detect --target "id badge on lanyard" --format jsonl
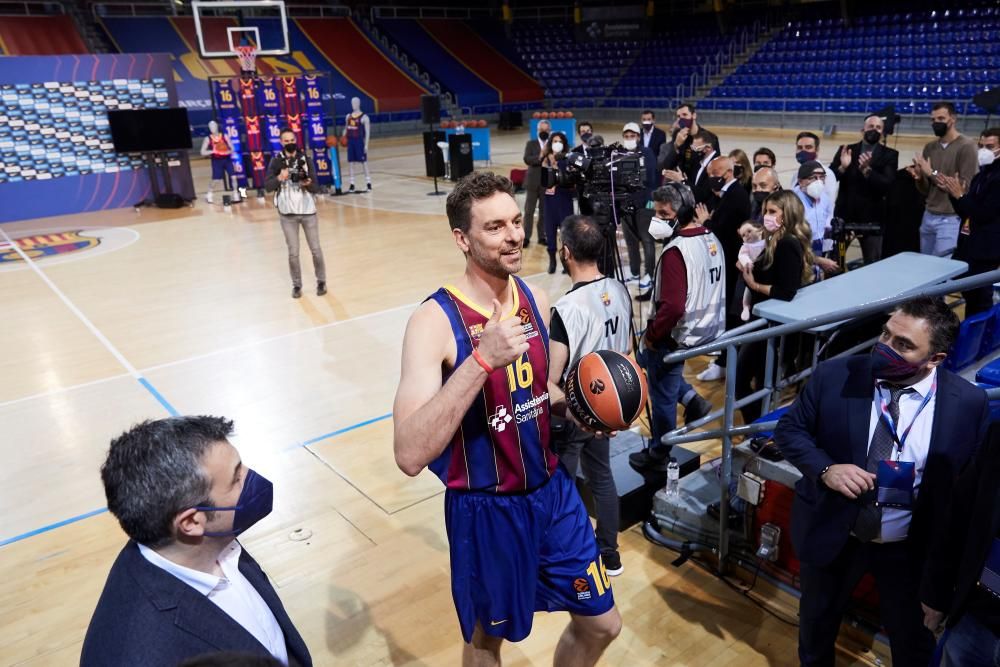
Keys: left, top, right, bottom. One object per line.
{"left": 979, "top": 539, "right": 1000, "bottom": 600}
{"left": 873, "top": 380, "right": 935, "bottom": 510}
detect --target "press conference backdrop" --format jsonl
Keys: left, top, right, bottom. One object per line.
{"left": 0, "top": 53, "right": 194, "bottom": 223}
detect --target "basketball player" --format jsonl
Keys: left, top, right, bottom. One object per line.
{"left": 547, "top": 214, "right": 633, "bottom": 576}
{"left": 199, "top": 120, "right": 239, "bottom": 204}
{"left": 342, "top": 97, "right": 371, "bottom": 192}
{"left": 393, "top": 172, "right": 621, "bottom": 667}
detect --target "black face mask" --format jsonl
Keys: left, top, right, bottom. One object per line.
{"left": 642, "top": 121, "right": 653, "bottom": 129}
{"left": 932, "top": 121, "right": 949, "bottom": 138}
{"left": 707, "top": 175, "right": 727, "bottom": 192}
{"left": 580, "top": 132, "right": 593, "bottom": 144}
{"left": 863, "top": 129, "right": 881, "bottom": 145}
{"left": 282, "top": 142, "right": 297, "bottom": 154}
{"left": 538, "top": 131, "right": 550, "bottom": 142}
{"left": 733, "top": 164, "right": 744, "bottom": 179}
{"left": 752, "top": 190, "right": 769, "bottom": 205}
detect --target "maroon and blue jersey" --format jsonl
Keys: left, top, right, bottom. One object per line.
{"left": 426, "top": 275, "right": 559, "bottom": 493}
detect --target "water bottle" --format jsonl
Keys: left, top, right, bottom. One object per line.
{"left": 665, "top": 458, "right": 680, "bottom": 498}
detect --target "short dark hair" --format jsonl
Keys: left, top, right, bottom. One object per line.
{"left": 677, "top": 102, "right": 696, "bottom": 114}
{"left": 795, "top": 131, "right": 820, "bottom": 148}
{"left": 981, "top": 127, "right": 1000, "bottom": 141}
{"left": 278, "top": 127, "right": 295, "bottom": 138}
{"left": 560, "top": 215, "right": 604, "bottom": 263}
{"left": 102, "top": 416, "right": 235, "bottom": 548}
{"left": 179, "top": 653, "right": 284, "bottom": 667}
{"left": 932, "top": 101, "right": 957, "bottom": 116}
{"left": 691, "top": 129, "right": 713, "bottom": 145}
{"left": 891, "top": 297, "right": 960, "bottom": 355}
{"left": 445, "top": 171, "right": 515, "bottom": 233}
{"left": 578, "top": 121, "right": 593, "bottom": 132}
{"left": 753, "top": 147, "right": 776, "bottom": 165}
{"left": 641, "top": 109, "right": 655, "bottom": 118}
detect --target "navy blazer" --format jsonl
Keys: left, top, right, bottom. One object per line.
{"left": 926, "top": 422, "right": 1000, "bottom": 620}
{"left": 774, "top": 355, "right": 989, "bottom": 607}
{"left": 81, "top": 541, "right": 312, "bottom": 667}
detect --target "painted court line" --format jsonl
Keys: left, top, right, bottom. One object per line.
{"left": 0, "top": 412, "right": 394, "bottom": 549}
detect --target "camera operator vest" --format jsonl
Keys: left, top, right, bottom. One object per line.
{"left": 273, "top": 152, "right": 316, "bottom": 216}
{"left": 552, "top": 276, "right": 632, "bottom": 381}
{"left": 655, "top": 229, "right": 726, "bottom": 349}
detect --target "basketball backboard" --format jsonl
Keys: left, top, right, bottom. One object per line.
{"left": 191, "top": 0, "right": 290, "bottom": 58}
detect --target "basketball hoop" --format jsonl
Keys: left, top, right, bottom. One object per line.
{"left": 235, "top": 45, "right": 257, "bottom": 76}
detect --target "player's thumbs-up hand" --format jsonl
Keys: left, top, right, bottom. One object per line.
{"left": 477, "top": 299, "right": 529, "bottom": 370}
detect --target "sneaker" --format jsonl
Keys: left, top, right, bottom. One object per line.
{"left": 638, "top": 274, "right": 652, "bottom": 291}
{"left": 205, "top": 191, "right": 214, "bottom": 204}
{"left": 602, "top": 550, "right": 623, "bottom": 577}
{"left": 623, "top": 271, "right": 640, "bottom": 284}
{"left": 366, "top": 182, "right": 372, "bottom": 191}
{"left": 684, "top": 394, "right": 713, "bottom": 424}
{"left": 317, "top": 282, "right": 327, "bottom": 296}
{"left": 292, "top": 286, "right": 302, "bottom": 299}
{"left": 628, "top": 447, "right": 671, "bottom": 473}
{"left": 696, "top": 363, "right": 725, "bottom": 382}
{"left": 348, "top": 184, "right": 356, "bottom": 193}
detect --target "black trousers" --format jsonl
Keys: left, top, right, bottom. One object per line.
{"left": 798, "top": 538, "right": 935, "bottom": 667}
{"left": 551, "top": 417, "right": 618, "bottom": 554}
{"left": 960, "top": 257, "right": 999, "bottom": 317}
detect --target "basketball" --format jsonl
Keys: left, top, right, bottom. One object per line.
{"left": 555, "top": 111, "right": 565, "bottom": 119}
{"left": 478, "top": 119, "right": 487, "bottom": 127}
{"left": 532, "top": 111, "right": 541, "bottom": 119}
{"left": 338, "top": 134, "right": 348, "bottom": 147}
{"left": 564, "top": 350, "right": 648, "bottom": 432}
{"left": 540, "top": 111, "right": 550, "bottom": 119}
{"left": 325, "top": 135, "right": 337, "bottom": 148}
{"left": 440, "top": 120, "right": 452, "bottom": 129}
{"left": 565, "top": 111, "right": 574, "bottom": 118}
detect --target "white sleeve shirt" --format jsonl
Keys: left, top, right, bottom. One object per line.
{"left": 865, "top": 368, "right": 937, "bottom": 543}
{"left": 138, "top": 541, "right": 289, "bottom": 665}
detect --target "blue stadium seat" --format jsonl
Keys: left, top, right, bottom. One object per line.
{"left": 948, "top": 309, "right": 994, "bottom": 372}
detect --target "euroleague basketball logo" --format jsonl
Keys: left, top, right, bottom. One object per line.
{"left": 573, "top": 577, "right": 592, "bottom": 601}
{"left": 589, "top": 379, "right": 606, "bottom": 395}
{"left": 0, "top": 227, "right": 139, "bottom": 271}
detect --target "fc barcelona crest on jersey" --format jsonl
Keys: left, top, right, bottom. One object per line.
{"left": 601, "top": 291, "right": 611, "bottom": 306}
{"left": 708, "top": 241, "right": 718, "bottom": 256}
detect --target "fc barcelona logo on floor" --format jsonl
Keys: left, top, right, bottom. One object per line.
{"left": 0, "top": 230, "right": 99, "bottom": 263}
{"left": 0, "top": 227, "right": 139, "bottom": 271}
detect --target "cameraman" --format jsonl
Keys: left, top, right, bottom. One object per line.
{"left": 265, "top": 128, "right": 327, "bottom": 299}
{"left": 621, "top": 122, "right": 657, "bottom": 294}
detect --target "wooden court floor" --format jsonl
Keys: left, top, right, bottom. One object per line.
{"left": 0, "top": 126, "right": 924, "bottom": 666}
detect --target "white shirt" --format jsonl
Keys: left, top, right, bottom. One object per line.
{"left": 138, "top": 541, "right": 289, "bottom": 665}
{"left": 719, "top": 177, "right": 738, "bottom": 194}
{"left": 643, "top": 127, "right": 654, "bottom": 147}
{"left": 695, "top": 150, "right": 718, "bottom": 185}
{"left": 865, "top": 368, "right": 937, "bottom": 543}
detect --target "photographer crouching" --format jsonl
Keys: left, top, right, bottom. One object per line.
{"left": 265, "top": 127, "right": 327, "bottom": 299}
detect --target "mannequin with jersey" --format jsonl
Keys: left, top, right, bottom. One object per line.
{"left": 629, "top": 182, "right": 723, "bottom": 472}
{"left": 200, "top": 120, "right": 240, "bottom": 204}
{"left": 342, "top": 96, "right": 371, "bottom": 192}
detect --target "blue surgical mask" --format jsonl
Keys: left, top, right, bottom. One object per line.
{"left": 870, "top": 342, "right": 924, "bottom": 382}
{"left": 195, "top": 469, "right": 274, "bottom": 537}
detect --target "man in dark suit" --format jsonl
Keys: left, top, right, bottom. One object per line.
{"left": 522, "top": 119, "right": 550, "bottom": 247}
{"left": 774, "top": 297, "right": 989, "bottom": 667}
{"left": 924, "top": 422, "right": 1000, "bottom": 666}
{"left": 658, "top": 102, "right": 720, "bottom": 179}
{"left": 663, "top": 129, "right": 719, "bottom": 206}
{"left": 830, "top": 114, "right": 900, "bottom": 266}
{"left": 693, "top": 155, "right": 751, "bottom": 381}
{"left": 82, "top": 416, "right": 312, "bottom": 667}
{"left": 640, "top": 109, "right": 666, "bottom": 161}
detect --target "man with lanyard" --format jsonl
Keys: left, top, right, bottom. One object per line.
{"left": 393, "top": 172, "right": 621, "bottom": 667}
{"left": 547, "top": 214, "right": 634, "bottom": 576}
{"left": 775, "top": 297, "right": 989, "bottom": 666}
{"left": 629, "top": 183, "right": 721, "bottom": 473}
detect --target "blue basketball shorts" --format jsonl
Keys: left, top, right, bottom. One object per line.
{"left": 444, "top": 465, "right": 615, "bottom": 643}
{"left": 211, "top": 156, "right": 234, "bottom": 180}
{"left": 347, "top": 138, "right": 366, "bottom": 163}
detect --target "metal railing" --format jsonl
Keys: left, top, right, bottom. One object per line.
{"left": 0, "top": 0, "right": 64, "bottom": 15}
{"left": 652, "top": 268, "right": 1000, "bottom": 572}
{"left": 91, "top": 1, "right": 175, "bottom": 18}
{"left": 372, "top": 5, "right": 495, "bottom": 21}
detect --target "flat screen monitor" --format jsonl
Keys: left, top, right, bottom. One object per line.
{"left": 107, "top": 108, "right": 192, "bottom": 153}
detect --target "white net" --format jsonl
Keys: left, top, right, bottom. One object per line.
{"left": 235, "top": 45, "right": 257, "bottom": 74}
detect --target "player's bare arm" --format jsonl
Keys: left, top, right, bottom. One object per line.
{"left": 393, "top": 297, "right": 529, "bottom": 476}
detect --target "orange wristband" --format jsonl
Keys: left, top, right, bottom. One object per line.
{"left": 472, "top": 348, "right": 494, "bottom": 374}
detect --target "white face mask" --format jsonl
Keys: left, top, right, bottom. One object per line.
{"left": 622, "top": 138, "right": 638, "bottom": 151}
{"left": 551, "top": 141, "right": 564, "bottom": 154}
{"left": 978, "top": 147, "right": 997, "bottom": 167}
{"left": 648, "top": 216, "right": 678, "bottom": 240}
{"left": 806, "top": 180, "right": 825, "bottom": 199}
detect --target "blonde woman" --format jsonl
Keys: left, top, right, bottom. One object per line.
{"left": 736, "top": 190, "right": 814, "bottom": 423}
